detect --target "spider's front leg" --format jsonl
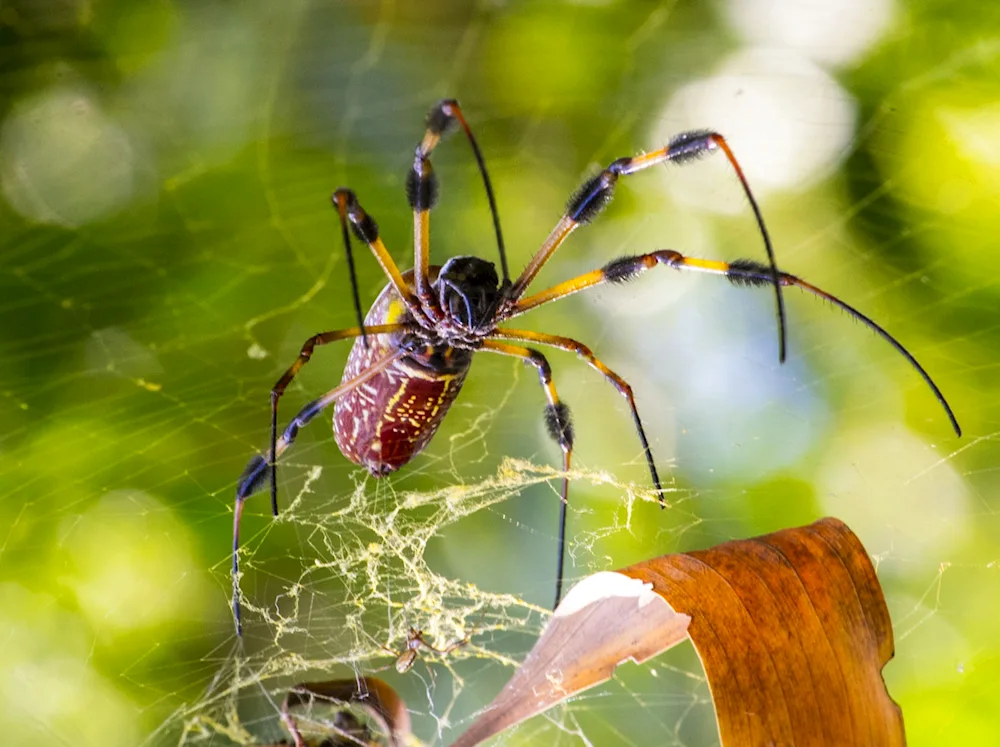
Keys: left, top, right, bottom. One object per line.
{"left": 507, "top": 131, "right": 787, "bottom": 361}
{"left": 510, "top": 248, "right": 961, "bottom": 437}
{"left": 332, "top": 187, "right": 424, "bottom": 337}
{"left": 480, "top": 340, "right": 574, "bottom": 607}
{"left": 407, "top": 99, "right": 510, "bottom": 311}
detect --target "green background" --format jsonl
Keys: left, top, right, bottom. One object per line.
{"left": 1, "top": 0, "right": 999, "bottom": 744}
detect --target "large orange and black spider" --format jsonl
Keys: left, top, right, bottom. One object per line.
{"left": 232, "top": 100, "right": 960, "bottom": 634}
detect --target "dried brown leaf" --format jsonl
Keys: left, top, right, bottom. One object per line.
{"left": 453, "top": 517, "right": 904, "bottom": 747}
{"left": 621, "top": 517, "right": 904, "bottom": 746}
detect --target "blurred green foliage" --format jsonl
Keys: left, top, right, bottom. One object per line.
{"left": 1, "top": 1, "right": 999, "bottom": 745}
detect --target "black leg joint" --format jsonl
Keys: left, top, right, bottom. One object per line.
{"left": 527, "top": 349, "right": 552, "bottom": 382}
{"left": 293, "top": 397, "right": 325, "bottom": 428}
{"left": 283, "top": 419, "right": 301, "bottom": 444}
{"left": 727, "top": 258, "right": 773, "bottom": 288}
{"left": 567, "top": 172, "right": 615, "bottom": 224}
{"left": 406, "top": 161, "right": 440, "bottom": 211}
{"left": 349, "top": 211, "right": 379, "bottom": 245}
{"left": 333, "top": 187, "right": 358, "bottom": 207}
{"left": 667, "top": 130, "right": 715, "bottom": 164}
{"left": 607, "top": 156, "right": 632, "bottom": 174}
{"left": 278, "top": 397, "right": 324, "bottom": 451}
{"left": 427, "top": 100, "right": 457, "bottom": 135}
{"left": 544, "top": 403, "right": 575, "bottom": 449}
{"left": 603, "top": 254, "right": 645, "bottom": 283}
{"left": 236, "top": 454, "right": 268, "bottom": 500}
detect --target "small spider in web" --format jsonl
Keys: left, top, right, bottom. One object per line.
{"left": 382, "top": 626, "right": 470, "bottom": 674}
{"left": 232, "top": 99, "right": 961, "bottom": 635}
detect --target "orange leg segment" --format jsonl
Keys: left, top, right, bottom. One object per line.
{"left": 511, "top": 249, "right": 960, "bottom": 437}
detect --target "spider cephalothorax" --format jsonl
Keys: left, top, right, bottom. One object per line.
{"left": 230, "top": 99, "right": 960, "bottom": 635}
{"left": 434, "top": 255, "right": 502, "bottom": 335}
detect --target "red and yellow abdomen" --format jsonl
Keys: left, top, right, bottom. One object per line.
{"left": 333, "top": 279, "right": 472, "bottom": 476}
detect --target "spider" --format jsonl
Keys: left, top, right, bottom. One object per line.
{"left": 382, "top": 626, "right": 470, "bottom": 674}
{"left": 232, "top": 99, "right": 960, "bottom": 635}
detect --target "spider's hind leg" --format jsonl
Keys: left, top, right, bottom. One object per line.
{"left": 232, "top": 345, "right": 406, "bottom": 635}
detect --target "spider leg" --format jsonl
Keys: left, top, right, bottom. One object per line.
{"left": 404, "top": 626, "right": 469, "bottom": 657}
{"left": 512, "top": 249, "right": 961, "bottom": 437}
{"left": 333, "top": 188, "right": 423, "bottom": 322}
{"left": 508, "top": 131, "right": 787, "bottom": 362}
{"left": 434, "top": 634, "right": 471, "bottom": 656}
{"left": 267, "top": 324, "right": 409, "bottom": 518}
{"left": 480, "top": 340, "right": 574, "bottom": 608}
{"left": 233, "top": 347, "right": 406, "bottom": 635}
{"left": 408, "top": 629, "right": 444, "bottom": 655}
{"left": 408, "top": 100, "right": 509, "bottom": 310}
{"left": 331, "top": 192, "right": 370, "bottom": 351}
{"left": 491, "top": 328, "right": 664, "bottom": 510}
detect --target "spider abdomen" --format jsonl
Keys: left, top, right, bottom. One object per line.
{"left": 333, "top": 277, "right": 472, "bottom": 476}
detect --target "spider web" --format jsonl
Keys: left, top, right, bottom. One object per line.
{"left": 1, "top": 1, "right": 999, "bottom": 745}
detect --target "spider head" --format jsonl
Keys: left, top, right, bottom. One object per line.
{"left": 435, "top": 256, "right": 500, "bottom": 331}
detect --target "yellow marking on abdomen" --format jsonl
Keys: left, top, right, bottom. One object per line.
{"left": 383, "top": 297, "right": 408, "bottom": 325}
